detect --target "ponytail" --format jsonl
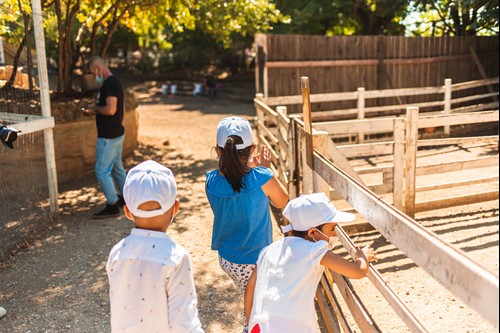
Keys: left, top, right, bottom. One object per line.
{"left": 218, "top": 135, "right": 252, "bottom": 192}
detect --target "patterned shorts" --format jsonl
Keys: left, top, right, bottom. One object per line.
{"left": 218, "top": 256, "right": 255, "bottom": 295}
{"left": 218, "top": 256, "right": 256, "bottom": 333}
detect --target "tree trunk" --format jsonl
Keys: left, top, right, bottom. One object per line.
{"left": 3, "top": 36, "right": 27, "bottom": 89}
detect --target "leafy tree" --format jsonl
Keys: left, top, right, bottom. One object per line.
{"left": 410, "top": 0, "right": 499, "bottom": 36}
{"left": 272, "top": 0, "right": 409, "bottom": 36}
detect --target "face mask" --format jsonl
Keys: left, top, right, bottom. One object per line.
{"left": 314, "top": 229, "right": 336, "bottom": 250}
{"left": 95, "top": 76, "right": 104, "bottom": 85}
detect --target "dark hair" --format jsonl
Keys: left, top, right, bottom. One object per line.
{"left": 290, "top": 223, "right": 326, "bottom": 239}
{"left": 218, "top": 135, "right": 252, "bottom": 192}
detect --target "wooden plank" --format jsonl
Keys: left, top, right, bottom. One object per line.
{"left": 316, "top": 286, "right": 342, "bottom": 333}
{"left": 451, "top": 92, "right": 499, "bottom": 105}
{"left": 312, "top": 151, "right": 500, "bottom": 327}
{"left": 415, "top": 190, "right": 499, "bottom": 212}
{"left": 393, "top": 118, "right": 405, "bottom": 211}
{"left": 416, "top": 156, "right": 499, "bottom": 176}
{"left": 261, "top": 77, "right": 497, "bottom": 107}
{"left": 256, "top": 119, "right": 279, "bottom": 145}
{"left": 320, "top": 275, "right": 353, "bottom": 333}
{"left": 418, "top": 111, "right": 499, "bottom": 128}
{"left": 302, "top": 76, "right": 314, "bottom": 168}
{"left": 4, "top": 116, "right": 55, "bottom": 135}
{"left": 417, "top": 135, "right": 499, "bottom": 147}
{"left": 450, "top": 102, "right": 499, "bottom": 114}
{"left": 336, "top": 227, "right": 430, "bottom": 333}
{"left": 327, "top": 139, "right": 366, "bottom": 185}
{"left": 452, "top": 77, "right": 499, "bottom": 92}
{"left": 264, "top": 54, "right": 474, "bottom": 69}
{"left": 404, "top": 107, "right": 419, "bottom": 217}
{"left": 338, "top": 142, "right": 394, "bottom": 158}
{"left": 416, "top": 176, "right": 499, "bottom": 192}
{"left": 314, "top": 117, "right": 396, "bottom": 135}
{"left": 330, "top": 270, "right": 382, "bottom": 333}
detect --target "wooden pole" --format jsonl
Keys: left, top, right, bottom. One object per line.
{"left": 32, "top": 0, "right": 59, "bottom": 214}
{"left": 404, "top": 107, "right": 419, "bottom": 218}
{"left": 443, "top": 78, "right": 452, "bottom": 135}
{"left": 357, "top": 87, "right": 365, "bottom": 143}
{"left": 301, "top": 76, "right": 314, "bottom": 169}
{"left": 393, "top": 118, "right": 405, "bottom": 211}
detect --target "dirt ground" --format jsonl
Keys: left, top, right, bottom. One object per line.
{"left": 0, "top": 76, "right": 498, "bottom": 333}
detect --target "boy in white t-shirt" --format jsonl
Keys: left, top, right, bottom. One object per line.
{"left": 244, "top": 192, "right": 378, "bottom": 333}
{"left": 106, "top": 160, "right": 204, "bottom": 333}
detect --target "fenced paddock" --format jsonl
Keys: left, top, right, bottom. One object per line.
{"left": 254, "top": 76, "right": 499, "bottom": 332}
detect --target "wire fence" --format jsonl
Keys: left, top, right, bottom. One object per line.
{"left": 0, "top": 26, "right": 52, "bottom": 265}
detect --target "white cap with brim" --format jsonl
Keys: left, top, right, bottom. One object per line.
{"left": 281, "top": 192, "right": 355, "bottom": 233}
{"left": 123, "top": 160, "right": 177, "bottom": 218}
{"left": 216, "top": 116, "right": 253, "bottom": 150}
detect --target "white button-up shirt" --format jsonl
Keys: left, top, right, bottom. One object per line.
{"left": 106, "top": 228, "right": 204, "bottom": 333}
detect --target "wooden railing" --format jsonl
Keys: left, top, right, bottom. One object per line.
{"left": 254, "top": 76, "right": 499, "bottom": 332}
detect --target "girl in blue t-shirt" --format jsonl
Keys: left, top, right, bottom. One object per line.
{"left": 205, "top": 116, "right": 288, "bottom": 333}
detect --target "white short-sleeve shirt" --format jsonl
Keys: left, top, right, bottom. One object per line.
{"left": 106, "top": 228, "right": 204, "bottom": 333}
{"left": 249, "top": 236, "right": 329, "bottom": 333}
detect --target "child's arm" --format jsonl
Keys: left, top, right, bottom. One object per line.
{"left": 261, "top": 175, "right": 289, "bottom": 208}
{"left": 244, "top": 267, "right": 258, "bottom": 323}
{"left": 249, "top": 145, "right": 289, "bottom": 208}
{"left": 321, "top": 245, "right": 377, "bottom": 279}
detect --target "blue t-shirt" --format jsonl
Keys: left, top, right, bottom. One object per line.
{"left": 206, "top": 167, "right": 274, "bottom": 264}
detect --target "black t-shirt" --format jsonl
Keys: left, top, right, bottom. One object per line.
{"left": 96, "top": 75, "right": 125, "bottom": 138}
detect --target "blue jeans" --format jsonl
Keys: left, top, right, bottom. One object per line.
{"left": 95, "top": 135, "right": 126, "bottom": 205}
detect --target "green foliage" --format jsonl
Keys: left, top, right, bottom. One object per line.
{"left": 0, "top": 0, "right": 31, "bottom": 43}
{"left": 410, "top": 0, "right": 499, "bottom": 36}
{"left": 272, "top": 0, "right": 409, "bottom": 35}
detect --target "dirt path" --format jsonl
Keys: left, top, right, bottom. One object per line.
{"left": 0, "top": 78, "right": 498, "bottom": 333}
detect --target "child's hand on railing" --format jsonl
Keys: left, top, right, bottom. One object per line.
{"left": 249, "top": 146, "right": 272, "bottom": 169}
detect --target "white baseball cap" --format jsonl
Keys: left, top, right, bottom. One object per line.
{"left": 282, "top": 192, "right": 355, "bottom": 232}
{"left": 216, "top": 116, "right": 253, "bottom": 149}
{"left": 123, "top": 160, "right": 177, "bottom": 218}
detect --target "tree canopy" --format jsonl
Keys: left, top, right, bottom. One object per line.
{"left": 0, "top": 0, "right": 498, "bottom": 96}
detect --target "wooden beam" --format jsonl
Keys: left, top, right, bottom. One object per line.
{"left": 415, "top": 190, "right": 499, "bottom": 213}
{"left": 312, "top": 151, "right": 499, "bottom": 327}
{"left": 302, "top": 76, "right": 314, "bottom": 168}
{"left": 336, "top": 226, "right": 430, "bottom": 333}
{"left": 264, "top": 54, "right": 474, "bottom": 69}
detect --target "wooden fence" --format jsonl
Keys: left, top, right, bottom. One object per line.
{"left": 254, "top": 34, "right": 499, "bottom": 114}
{"left": 253, "top": 76, "right": 499, "bottom": 331}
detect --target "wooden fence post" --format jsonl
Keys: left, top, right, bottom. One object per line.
{"left": 393, "top": 117, "right": 405, "bottom": 211}
{"left": 443, "top": 78, "right": 452, "bottom": 135}
{"left": 357, "top": 87, "right": 365, "bottom": 143}
{"left": 32, "top": 0, "right": 59, "bottom": 214}
{"left": 301, "top": 76, "right": 314, "bottom": 169}
{"left": 404, "top": 107, "right": 419, "bottom": 218}
{"left": 289, "top": 115, "right": 301, "bottom": 199}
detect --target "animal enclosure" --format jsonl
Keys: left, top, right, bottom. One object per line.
{"left": 254, "top": 75, "right": 499, "bottom": 332}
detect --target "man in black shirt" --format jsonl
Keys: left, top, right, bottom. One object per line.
{"left": 84, "top": 56, "right": 127, "bottom": 219}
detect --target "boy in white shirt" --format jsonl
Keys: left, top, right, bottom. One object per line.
{"left": 244, "top": 192, "right": 377, "bottom": 333}
{"left": 106, "top": 160, "right": 204, "bottom": 333}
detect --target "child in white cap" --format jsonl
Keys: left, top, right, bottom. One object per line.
{"left": 106, "top": 160, "right": 204, "bottom": 333}
{"left": 244, "top": 192, "right": 378, "bottom": 333}
{"left": 205, "top": 116, "right": 288, "bottom": 332}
